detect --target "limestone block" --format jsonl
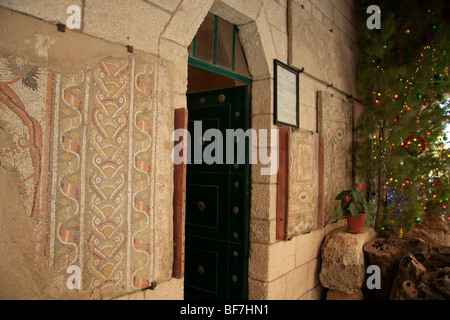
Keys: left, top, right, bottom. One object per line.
{"left": 83, "top": 0, "right": 171, "bottom": 55}
{"left": 285, "top": 264, "right": 308, "bottom": 299}
{"left": 248, "top": 279, "right": 268, "bottom": 300}
{"left": 266, "top": 275, "right": 287, "bottom": 299}
{"left": 251, "top": 114, "right": 278, "bottom": 148}
{"left": 251, "top": 151, "right": 278, "bottom": 184}
{"left": 252, "top": 79, "right": 273, "bottom": 115}
{"left": 307, "top": 258, "right": 321, "bottom": 290}
{"left": 299, "top": 74, "right": 320, "bottom": 109}
{"left": 292, "top": 0, "right": 312, "bottom": 14}
{"left": 311, "top": 0, "right": 333, "bottom": 21}
{"left": 262, "top": 0, "right": 287, "bottom": 32}
{"left": 144, "top": 278, "right": 184, "bottom": 300}
{"left": 303, "top": 106, "right": 317, "bottom": 132}
{"left": 319, "top": 227, "right": 376, "bottom": 294}
{"left": 336, "top": 0, "right": 354, "bottom": 21}
{"left": 268, "top": 240, "right": 296, "bottom": 281}
{"left": 345, "top": 18, "right": 357, "bottom": 44}
{"left": 311, "top": 4, "right": 323, "bottom": 23}
{"left": 323, "top": 15, "right": 333, "bottom": 33}
{"left": 0, "top": 0, "right": 82, "bottom": 25}
{"left": 161, "top": 0, "right": 214, "bottom": 47}
{"left": 249, "top": 243, "right": 269, "bottom": 281}
{"left": 253, "top": 7, "right": 278, "bottom": 72}
{"left": 127, "top": 290, "right": 145, "bottom": 300}
{"left": 143, "top": 0, "right": 182, "bottom": 12}
{"left": 249, "top": 240, "right": 296, "bottom": 282}
{"left": 289, "top": 1, "right": 357, "bottom": 94}
{"left": 250, "top": 218, "right": 277, "bottom": 244}
{"left": 295, "top": 231, "right": 318, "bottom": 266}
{"left": 238, "top": 8, "right": 275, "bottom": 80}
{"left": 210, "top": 0, "right": 262, "bottom": 25}
{"left": 299, "top": 285, "right": 324, "bottom": 300}
{"left": 173, "top": 94, "right": 187, "bottom": 110}
{"left": 269, "top": 25, "right": 288, "bottom": 63}
{"left": 0, "top": 7, "right": 132, "bottom": 71}
{"left": 158, "top": 39, "right": 188, "bottom": 95}
{"left": 332, "top": 4, "right": 347, "bottom": 32}
{"left": 251, "top": 183, "right": 277, "bottom": 220}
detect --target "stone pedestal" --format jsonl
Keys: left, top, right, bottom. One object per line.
{"left": 326, "top": 289, "right": 364, "bottom": 300}
{"left": 319, "top": 227, "right": 377, "bottom": 298}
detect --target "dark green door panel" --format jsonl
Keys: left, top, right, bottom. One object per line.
{"left": 185, "top": 86, "right": 249, "bottom": 300}
{"left": 186, "top": 172, "right": 228, "bottom": 241}
{"left": 185, "top": 240, "right": 225, "bottom": 299}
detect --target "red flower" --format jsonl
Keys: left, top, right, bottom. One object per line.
{"left": 356, "top": 185, "right": 363, "bottom": 191}
{"left": 344, "top": 197, "right": 351, "bottom": 202}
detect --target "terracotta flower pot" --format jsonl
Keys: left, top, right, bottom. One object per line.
{"left": 346, "top": 213, "right": 366, "bottom": 234}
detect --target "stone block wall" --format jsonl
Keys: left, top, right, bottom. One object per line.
{"left": 290, "top": 0, "right": 358, "bottom": 95}
{"left": 249, "top": 219, "right": 345, "bottom": 299}
{"left": 248, "top": 0, "right": 361, "bottom": 299}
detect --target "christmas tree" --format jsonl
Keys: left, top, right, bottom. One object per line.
{"left": 355, "top": 0, "right": 450, "bottom": 233}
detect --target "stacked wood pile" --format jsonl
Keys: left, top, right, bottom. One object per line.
{"left": 364, "top": 215, "right": 450, "bottom": 300}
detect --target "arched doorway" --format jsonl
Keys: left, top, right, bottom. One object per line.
{"left": 184, "top": 13, "right": 252, "bottom": 300}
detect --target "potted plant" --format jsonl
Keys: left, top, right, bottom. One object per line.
{"left": 332, "top": 185, "right": 375, "bottom": 233}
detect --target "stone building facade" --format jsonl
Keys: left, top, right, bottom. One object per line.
{"left": 0, "top": 0, "right": 362, "bottom": 300}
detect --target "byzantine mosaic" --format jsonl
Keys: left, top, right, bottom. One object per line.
{"left": 322, "top": 94, "right": 354, "bottom": 225}
{"left": 288, "top": 131, "right": 319, "bottom": 237}
{"left": 286, "top": 93, "right": 353, "bottom": 237}
{"left": 0, "top": 53, "right": 162, "bottom": 296}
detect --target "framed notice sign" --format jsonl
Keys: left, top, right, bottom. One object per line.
{"left": 274, "top": 59, "right": 299, "bottom": 129}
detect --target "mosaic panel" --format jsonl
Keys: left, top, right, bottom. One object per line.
{"left": 0, "top": 53, "right": 157, "bottom": 297}
{"left": 322, "top": 95, "right": 353, "bottom": 225}
{"left": 288, "top": 131, "right": 318, "bottom": 237}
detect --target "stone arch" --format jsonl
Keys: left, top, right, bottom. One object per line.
{"left": 159, "top": 0, "right": 277, "bottom": 96}
{"left": 209, "top": 0, "right": 276, "bottom": 81}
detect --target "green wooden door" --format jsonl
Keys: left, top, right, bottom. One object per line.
{"left": 185, "top": 86, "right": 250, "bottom": 300}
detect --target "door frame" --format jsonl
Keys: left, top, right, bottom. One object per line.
{"left": 167, "top": 2, "right": 275, "bottom": 300}
{"left": 188, "top": 57, "right": 253, "bottom": 85}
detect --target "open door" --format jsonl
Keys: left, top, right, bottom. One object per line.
{"left": 184, "top": 85, "right": 250, "bottom": 300}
